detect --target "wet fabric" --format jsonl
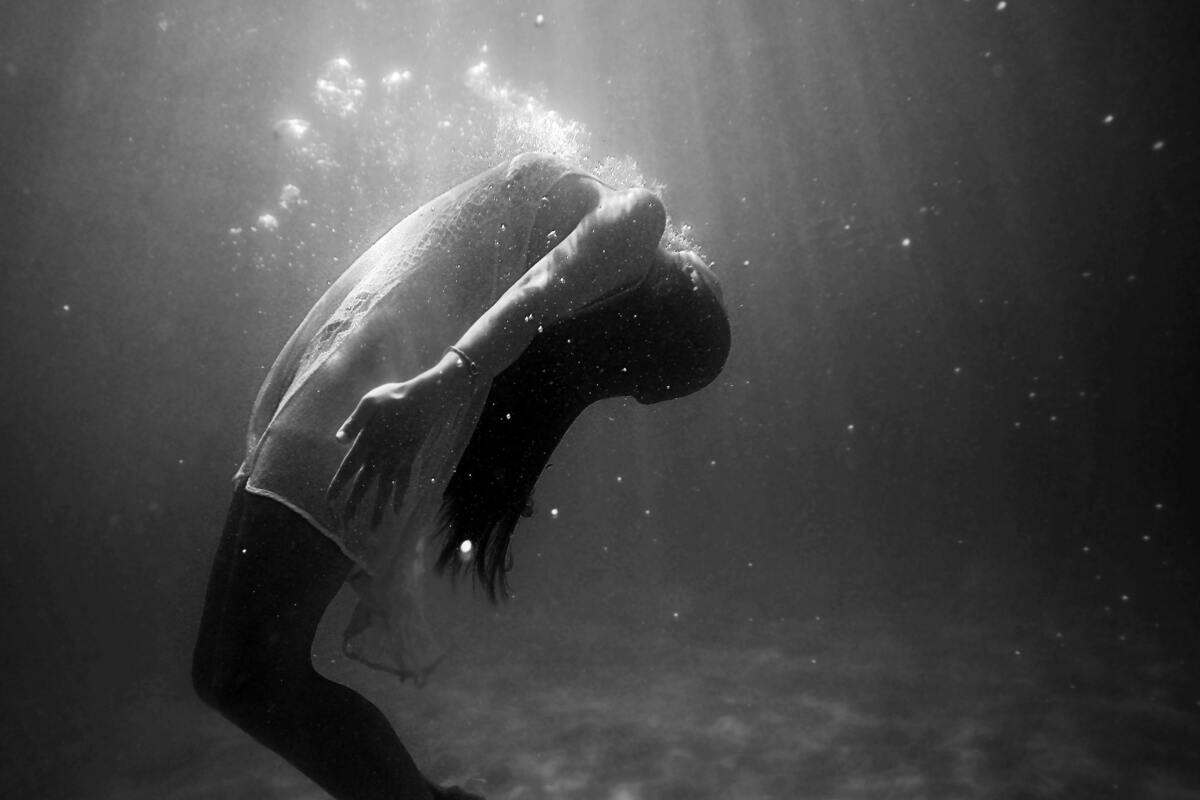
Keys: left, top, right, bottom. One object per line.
{"left": 234, "top": 153, "right": 583, "bottom": 680}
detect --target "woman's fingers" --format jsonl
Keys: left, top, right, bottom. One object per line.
{"left": 342, "top": 463, "right": 374, "bottom": 523}
{"left": 336, "top": 395, "right": 376, "bottom": 443}
{"left": 391, "top": 463, "right": 412, "bottom": 515}
{"left": 370, "top": 472, "right": 392, "bottom": 529}
{"left": 327, "top": 437, "right": 366, "bottom": 503}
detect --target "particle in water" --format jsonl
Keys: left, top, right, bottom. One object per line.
{"left": 1154, "top": 502, "right": 1164, "bottom": 511}
{"left": 229, "top": 227, "right": 243, "bottom": 236}
{"left": 616, "top": 475, "right": 623, "bottom": 483}
{"left": 901, "top": 237, "right": 912, "bottom": 248}
{"left": 314, "top": 58, "right": 366, "bottom": 117}
{"left": 381, "top": 69, "right": 413, "bottom": 90}
{"left": 1102, "top": 113, "right": 1115, "bottom": 125}
{"left": 459, "top": 540, "right": 473, "bottom": 554}
{"left": 278, "top": 183, "right": 302, "bottom": 209}
{"left": 643, "top": 508, "right": 651, "bottom": 516}
{"left": 550, "top": 508, "right": 559, "bottom": 518}
{"left": 846, "top": 423, "right": 855, "bottom": 433}
{"left": 273, "top": 117, "right": 310, "bottom": 142}
{"left": 256, "top": 213, "right": 279, "bottom": 232}
{"left": 534, "top": 13, "right": 546, "bottom": 27}
{"left": 953, "top": 366, "right": 962, "bottom": 375}
{"left": 996, "top": 1, "right": 1007, "bottom": 10}
{"left": 1151, "top": 140, "right": 1165, "bottom": 151}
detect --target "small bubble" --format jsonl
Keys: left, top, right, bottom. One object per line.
{"left": 996, "top": 1, "right": 1007, "bottom": 10}
{"left": 273, "top": 117, "right": 311, "bottom": 142}
{"left": 953, "top": 366, "right": 962, "bottom": 375}
{"left": 550, "top": 508, "right": 559, "bottom": 518}
{"left": 278, "top": 184, "right": 302, "bottom": 210}
{"left": 1151, "top": 140, "right": 1165, "bottom": 152}
{"left": 381, "top": 69, "right": 413, "bottom": 90}
{"left": 900, "top": 237, "right": 912, "bottom": 248}
{"left": 533, "top": 13, "right": 546, "bottom": 27}
{"left": 643, "top": 508, "right": 651, "bottom": 516}
{"left": 1102, "top": 113, "right": 1115, "bottom": 125}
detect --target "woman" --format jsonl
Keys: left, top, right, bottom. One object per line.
{"left": 192, "top": 152, "right": 730, "bottom": 800}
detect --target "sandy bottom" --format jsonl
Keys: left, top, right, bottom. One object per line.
{"left": 85, "top": 609, "right": 1199, "bottom": 800}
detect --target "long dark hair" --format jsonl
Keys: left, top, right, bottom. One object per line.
{"left": 435, "top": 256, "right": 731, "bottom": 599}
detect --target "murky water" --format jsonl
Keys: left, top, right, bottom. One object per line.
{"left": 3, "top": 2, "right": 1197, "bottom": 798}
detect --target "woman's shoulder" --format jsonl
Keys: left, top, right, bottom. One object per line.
{"left": 502, "top": 151, "right": 590, "bottom": 194}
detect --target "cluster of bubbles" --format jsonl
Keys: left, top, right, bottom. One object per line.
{"left": 227, "top": 54, "right": 696, "bottom": 273}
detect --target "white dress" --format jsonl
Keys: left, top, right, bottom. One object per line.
{"left": 234, "top": 153, "right": 585, "bottom": 680}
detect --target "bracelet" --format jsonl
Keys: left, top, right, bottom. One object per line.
{"left": 447, "top": 345, "right": 481, "bottom": 377}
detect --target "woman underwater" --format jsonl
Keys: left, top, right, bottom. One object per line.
{"left": 192, "top": 152, "right": 731, "bottom": 799}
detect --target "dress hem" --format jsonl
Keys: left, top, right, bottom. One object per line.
{"left": 242, "top": 482, "right": 374, "bottom": 575}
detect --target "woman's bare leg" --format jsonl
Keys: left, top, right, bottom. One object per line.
{"left": 192, "top": 486, "right": 464, "bottom": 800}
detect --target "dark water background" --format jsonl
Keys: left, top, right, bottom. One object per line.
{"left": 2, "top": 1, "right": 1197, "bottom": 797}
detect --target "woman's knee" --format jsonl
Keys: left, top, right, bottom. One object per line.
{"left": 191, "top": 636, "right": 244, "bottom": 711}
{"left": 192, "top": 636, "right": 309, "bottom": 715}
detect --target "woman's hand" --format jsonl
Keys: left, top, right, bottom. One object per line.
{"left": 326, "top": 351, "right": 475, "bottom": 528}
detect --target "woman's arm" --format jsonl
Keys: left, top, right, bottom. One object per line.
{"left": 450, "top": 185, "right": 665, "bottom": 378}
{"left": 328, "top": 183, "right": 666, "bottom": 525}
